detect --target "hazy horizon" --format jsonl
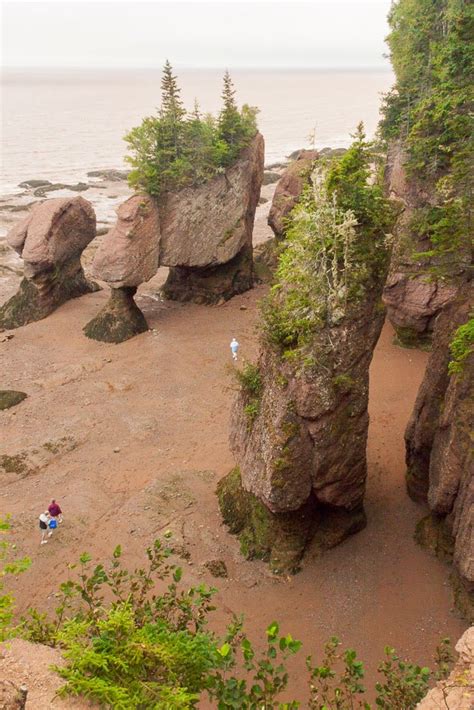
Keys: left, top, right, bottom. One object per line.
{"left": 3, "top": 1, "right": 392, "bottom": 70}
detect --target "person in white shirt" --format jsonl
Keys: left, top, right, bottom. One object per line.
{"left": 230, "top": 337, "right": 239, "bottom": 361}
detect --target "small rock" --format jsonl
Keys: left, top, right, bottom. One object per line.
{"left": 204, "top": 559, "right": 228, "bottom": 578}
{"left": 239, "top": 305, "right": 248, "bottom": 311}
{"left": 113, "top": 447, "right": 120, "bottom": 453}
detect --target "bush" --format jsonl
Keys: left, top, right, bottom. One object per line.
{"left": 7, "top": 538, "right": 454, "bottom": 708}
{"left": 261, "top": 125, "right": 394, "bottom": 355}
{"left": 448, "top": 316, "right": 474, "bottom": 374}
{"left": 125, "top": 62, "right": 258, "bottom": 196}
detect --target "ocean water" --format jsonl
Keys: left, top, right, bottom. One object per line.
{"left": 1, "top": 68, "right": 394, "bottom": 195}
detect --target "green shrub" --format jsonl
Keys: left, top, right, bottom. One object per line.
{"left": 125, "top": 62, "right": 258, "bottom": 196}
{"left": 5, "top": 536, "right": 455, "bottom": 708}
{"left": 234, "top": 361, "right": 262, "bottom": 398}
{"left": 0, "top": 516, "right": 30, "bottom": 640}
{"left": 261, "top": 125, "right": 394, "bottom": 356}
{"left": 448, "top": 316, "right": 474, "bottom": 374}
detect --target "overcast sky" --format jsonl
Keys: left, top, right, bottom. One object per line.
{"left": 2, "top": 0, "right": 393, "bottom": 69}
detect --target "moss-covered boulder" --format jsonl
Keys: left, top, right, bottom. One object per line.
{"left": 0, "top": 390, "right": 27, "bottom": 411}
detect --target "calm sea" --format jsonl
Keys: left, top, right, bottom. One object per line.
{"left": 1, "top": 68, "right": 394, "bottom": 195}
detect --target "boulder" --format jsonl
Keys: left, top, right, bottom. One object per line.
{"left": 382, "top": 141, "right": 470, "bottom": 347}
{"left": 268, "top": 150, "right": 317, "bottom": 239}
{"left": 0, "top": 196, "right": 98, "bottom": 329}
{"left": 406, "top": 287, "right": 473, "bottom": 620}
{"left": 262, "top": 171, "right": 281, "bottom": 185}
{"left": 0, "top": 391, "right": 27, "bottom": 411}
{"left": 159, "top": 133, "right": 264, "bottom": 271}
{"left": 90, "top": 194, "right": 160, "bottom": 288}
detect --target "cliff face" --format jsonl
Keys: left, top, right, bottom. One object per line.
{"left": 406, "top": 287, "right": 473, "bottom": 621}
{"left": 382, "top": 142, "right": 468, "bottom": 348}
{"left": 85, "top": 134, "right": 264, "bottom": 341}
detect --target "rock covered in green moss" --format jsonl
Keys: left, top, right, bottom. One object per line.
{"left": 0, "top": 390, "right": 27, "bottom": 411}
{"left": 83, "top": 286, "right": 148, "bottom": 343}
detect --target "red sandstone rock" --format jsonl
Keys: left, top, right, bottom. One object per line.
{"left": 91, "top": 194, "right": 160, "bottom": 288}
{"left": 7, "top": 196, "right": 96, "bottom": 278}
{"left": 268, "top": 150, "right": 318, "bottom": 239}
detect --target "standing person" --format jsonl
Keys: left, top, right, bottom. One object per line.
{"left": 230, "top": 337, "right": 239, "bottom": 362}
{"left": 48, "top": 499, "right": 63, "bottom": 524}
{"left": 39, "top": 512, "right": 50, "bottom": 544}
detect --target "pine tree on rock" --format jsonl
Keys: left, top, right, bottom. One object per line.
{"left": 218, "top": 70, "right": 242, "bottom": 149}
{"left": 159, "top": 60, "right": 186, "bottom": 159}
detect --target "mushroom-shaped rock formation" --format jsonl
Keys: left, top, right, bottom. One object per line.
{"left": 85, "top": 133, "right": 264, "bottom": 342}
{"left": 160, "top": 132, "right": 264, "bottom": 303}
{"left": 382, "top": 142, "right": 471, "bottom": 348}
{"left": 268, "top": 150, "right": 318, "bottom": 240}
{"left": 0, "top": 196, "right": 98, "bottom": 329}
{"left": 83, "top": 194, "right": 160, "bottom": 343}
{"left": 405, "top": 285, "right": 473, "bottom": 621}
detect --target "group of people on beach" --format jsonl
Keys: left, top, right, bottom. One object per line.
{"left": 38, "top": 499, "right": 63, "bottom": 544}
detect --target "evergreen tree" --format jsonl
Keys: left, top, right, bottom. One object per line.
{"left": 218, "top": 70, "right": 242, "bottom": 149}
{"left": 159, "top": 60, "right": 186, "bottom": 160}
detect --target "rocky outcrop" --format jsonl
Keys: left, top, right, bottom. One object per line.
{"left": 416, "top": 627, "right": 474, "bottom": 709}
{"left": 86, "top": 134, "right": 264, "bottom": 341}
{"left": 219, "top": 250, "right": 389, "bottom": 572}
{"left": 160, "top": 133, "right": 264, "bottom": 303}
{"left": 268, "top": 150, "right": 317, "bottom": 239}
{"left": 0, "top": 197, "right": 98, "bottom": 329}
{"left": 382, "top": 142, "right": 470, "bottom": 347}
{"left": 406, "top": 287, "right": 473, "bottom": 621}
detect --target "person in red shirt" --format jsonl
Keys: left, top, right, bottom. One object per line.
{"left": 48, "top": 499, "right": 63, "bottom": 524}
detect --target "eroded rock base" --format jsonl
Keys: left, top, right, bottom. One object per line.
{"left": 415, "top": 514, "right": 474, "bottom": 623}
{"left": 217, "top": 467, "right": 366, "bottom": 574}
{"left": 162, "top": 245, "right": 253, "bottom": 305}
{"left": 83, "top": 286, "right": 148, "bottom": 343}
{"left": 0, "top": 259, "right": 98, "bottom": 330}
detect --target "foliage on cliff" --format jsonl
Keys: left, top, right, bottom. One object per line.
{"left": 448, "top": 315, "right": 474, "bottom": 374}
{"left": 7, "top": 537, "right": 453, "bottom": 708}
{"left": 262, "top": 125, "right": 394, "bottom": 354}
{"left": 380, "top": 0, "right": 473, "bottom": 267}
{"left": 125, "top": 62, "right": 258, "bottom": 196}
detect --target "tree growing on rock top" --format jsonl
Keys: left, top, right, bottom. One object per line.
{"left": 125, "top": 61, "right": 258, "bottom": 196}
